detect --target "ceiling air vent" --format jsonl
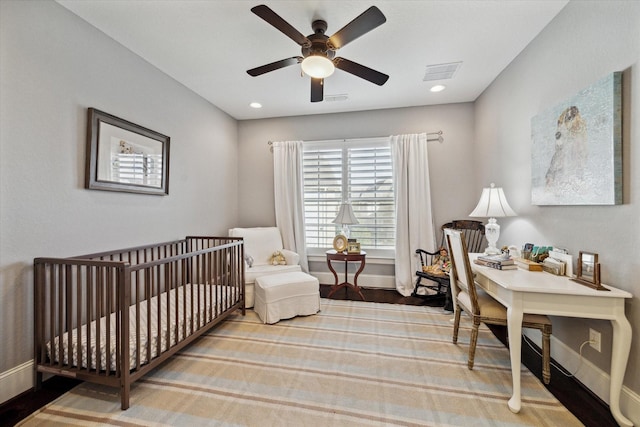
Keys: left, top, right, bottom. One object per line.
{"left": 423, "top": 62, "right": 462, "bottom": 82}
{"left": 325, "top": 94, "right": 349, "bottom": 102}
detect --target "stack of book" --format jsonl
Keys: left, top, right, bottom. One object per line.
{"left": 473, "top": 253, "right": 517, "bottom": 270}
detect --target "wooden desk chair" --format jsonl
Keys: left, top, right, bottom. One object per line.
{"left": 413, "top": 220, "right": 485, "bottom": 309}
{"left": 445, "top": 228, "right": 552, "bottom": 384}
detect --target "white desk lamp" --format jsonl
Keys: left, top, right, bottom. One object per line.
{"left": 332, "top": 201, "right": 359, "bottom": 238}
{"left": 469, "top": 183, "right": 516, "bottom": 255}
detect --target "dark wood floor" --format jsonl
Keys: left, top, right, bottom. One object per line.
{"left": 1, "top": 285, "right": 616, "bottom": 427}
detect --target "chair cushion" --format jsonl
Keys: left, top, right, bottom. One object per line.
{"left": 457, "top": 289, "right": 551, "bottom": 325}
{"left": 245, "top": 264, "right": 302, "bottom": 285}
{"left": 254, "top": 272, "right": 320, "bottom": 324}
{"left": 476, "top": 291, "right": 508, "bottom": 320}
{"left": 229, "top": 227, "right": 284, "bottom": 266}
{"left": 255, "top": 271, "right": 319, "bottom": 302}
{"left": 244, "top": 264, "right": 302, "bottom": 309}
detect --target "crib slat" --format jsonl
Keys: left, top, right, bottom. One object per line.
{"left": 106, "top": 267, "right": 112, "bottom": 376}
{"left": 134, "top": 268, "right": 141, "bottom": 370}
{"left": 75, "top": 266, "right": 82, "bottom": 371}
{"left": 48, "top": 264, "right": 56, "bottom": 366}
{"left": 196, "top": 254, "right": 201, "bottom": 328}
{"left": 155, "top": 264, "right": 161, "bottom": 355}
{"left": 120, "top": 264, "right": 130, "bottom": 401}
{"left": 165, "top": 262, "right": 170, "bottom": 350}
{"left": 96, "top": 266, "right": 103, "bottom": 373}
{"left": 87, "top": 266, "right": 93, "bottom": 372}
{"left": 57, "top": 266, "right": 64, "bottom": 367}
{"left": 145, "top": 266, "right": 152, "bottom": 371}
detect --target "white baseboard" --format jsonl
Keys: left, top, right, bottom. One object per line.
{"left": 0, "top": 360, "right": 33, "bottom": 405}
{"left": 525, "top": 331, "right": 640, "bottom": 425}
{"left": 310, "top": 272, "right": 395, "bottom": 289}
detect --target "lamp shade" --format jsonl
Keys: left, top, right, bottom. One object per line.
{"left": 332, "top": 202, "right": 359, "bottom": 225}
{"left": 469, "top": 183, "right": 517, "bottom": 218}
{"left": 301, "top": 55, "right": 335, "bottom": 78}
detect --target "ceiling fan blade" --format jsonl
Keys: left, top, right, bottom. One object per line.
{"left": 251, "top": 5, "right": 310, "bottom": 47}
{"left": 334, "top": 57, "right": 389, "bottom": 86}
{"left": 311, "top": 78, "right": 323, "bottom": 102}
{"left": 328, "top": 6, "right": 386, "bottom": 50}
{"left": 247, "top": 57, "right": 302, "bottom": 77}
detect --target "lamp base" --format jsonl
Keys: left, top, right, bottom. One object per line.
{"left": 341, "top": 225, "right": 351, "bottom": 239}
{"left": 483, "top": 217, "right": 502, "bottom": 255}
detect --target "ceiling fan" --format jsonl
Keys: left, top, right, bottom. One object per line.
{"left": 247, "top": 4, "right": 389, "bottom": 103}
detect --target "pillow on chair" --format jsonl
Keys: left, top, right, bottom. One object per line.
{"left": 229, "top": 227, "right": 285, "bottom": 266}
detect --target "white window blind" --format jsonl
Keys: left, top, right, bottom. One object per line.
{"left": 303, "top": 137, "right": 395, "bottom": 251}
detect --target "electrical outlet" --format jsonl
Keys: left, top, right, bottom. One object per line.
{"left": 589, "top": 328, "right": 601, "bottom": 352}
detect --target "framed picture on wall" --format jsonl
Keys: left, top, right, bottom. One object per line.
{"left": 85, "top": 108, "right": 170, "bottom": 195}
{"left": 530, "top": 72, "right": 622, "bottom": 205}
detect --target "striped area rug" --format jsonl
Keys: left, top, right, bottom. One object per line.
{"left": 20, "top": 299, "right": 582, "bottom": 426}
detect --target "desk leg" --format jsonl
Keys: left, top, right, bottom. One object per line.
{"left": 609, "top": 315, "right": 633, "bottom": 427}
{"left": 506, "top": 306, "right": 523, "bottom": 414}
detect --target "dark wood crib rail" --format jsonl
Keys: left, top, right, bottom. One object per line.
{"left": 34, "top": 236, "right": 244, "bottom": 409}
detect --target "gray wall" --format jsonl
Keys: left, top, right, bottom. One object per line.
{"left": 474, "top": 0, "right": 640, "bottom": 393}
{"left": 237, "top": 103, "right": 477, "bottom": 231}
{"left": 0, "top": 0, "right": 238, "bottom": 377}
{"left": 237, "top": 104, "right": 476, "bottom": 281}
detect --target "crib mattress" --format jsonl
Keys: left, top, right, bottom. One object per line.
{"left": 46, "top": 284, "right": 235, "bottom": 372}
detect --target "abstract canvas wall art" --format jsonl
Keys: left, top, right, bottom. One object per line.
{"left": 531, "top": 72, "right": 622, "bottom": 205}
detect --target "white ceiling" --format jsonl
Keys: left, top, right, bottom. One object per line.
{"left": 56, "top": 0, "right": 568, "bottom": 120}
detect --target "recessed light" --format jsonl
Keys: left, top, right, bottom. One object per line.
{"left": 430, "top": 85, "right": 446, "bottom": 92}
{"left": 249, "top": 102, "right": 262, "bottom": 108}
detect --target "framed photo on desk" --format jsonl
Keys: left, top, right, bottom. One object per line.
{"left": 578, "top": 252, "right": 597, "bottom": 282}
{"left": 572, "top": 251, "right": 607, "bottom": 291}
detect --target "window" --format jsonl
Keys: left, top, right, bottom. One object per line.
{"left": 303, "top": 138, "right": 395, "bottom": 254}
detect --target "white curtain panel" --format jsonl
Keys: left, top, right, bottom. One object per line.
{"left": 272, "top": 140, "right": 309, "bottom": 272}
{"left": 390, "top": 133, "right": 436, "bottom": 296}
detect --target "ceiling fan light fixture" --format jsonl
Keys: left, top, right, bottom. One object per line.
{"left": 301, "top": 55, "right": 335, "bottom": 78}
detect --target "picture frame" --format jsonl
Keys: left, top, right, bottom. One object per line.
{"left": 85, "top": 108, "right": 170, "bottom": 195}
{"left": 571, "top": 251, "right": 608, "bottom": 291}
{"left": 531, "top": 72, "right": 622, "bottom": 205}
{"left": 333, "top": 235, "right": 348, "bottom": 252}
{"left": 347, "top": 241, "right": 361, "bottom": 254}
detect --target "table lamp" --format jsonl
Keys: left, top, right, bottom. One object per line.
{"left": 469, "top": 183, "right": 516, "bottom": 255}
{"left": 332, "top": 201, "right": 359, "bottom": 238}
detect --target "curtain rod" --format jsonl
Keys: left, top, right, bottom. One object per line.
{"left": 268, "top": 131, "right": 444, "bottom": 147}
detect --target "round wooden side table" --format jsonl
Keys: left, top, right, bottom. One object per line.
{"left": 326, "top": 249, "right": 366, "bottom": 300}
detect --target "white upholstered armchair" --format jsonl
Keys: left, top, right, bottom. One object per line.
{"left": 228, "top": 227, "right": 302, "bottom": 308}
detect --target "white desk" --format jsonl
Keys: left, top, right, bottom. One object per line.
{"left": 468, "top": 254, "right": 634, "bottom": 426}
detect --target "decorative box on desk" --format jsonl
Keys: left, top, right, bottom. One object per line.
{"left": 514, "top": 257, "right": 543, "bottom": 271}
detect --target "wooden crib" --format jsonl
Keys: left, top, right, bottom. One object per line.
{"left": 34, "top": 236, "right": 245, "bottom": 409}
